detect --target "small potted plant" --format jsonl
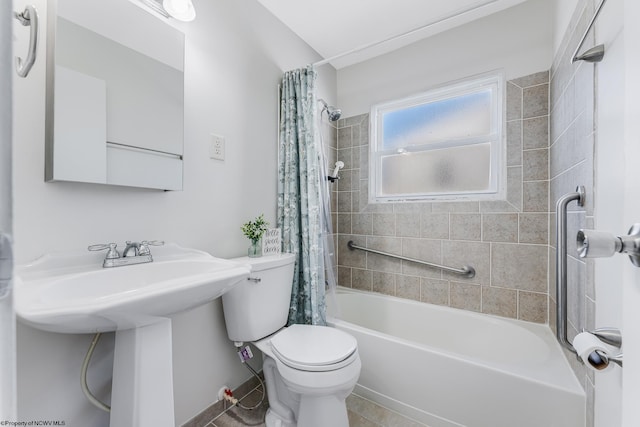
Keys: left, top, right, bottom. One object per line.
{"left": 241, "top": 214, "right": 269, "bottom": 258}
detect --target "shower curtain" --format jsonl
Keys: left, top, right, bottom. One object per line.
{"left": 277, "top": 65, "right": 326, "bottom": 326}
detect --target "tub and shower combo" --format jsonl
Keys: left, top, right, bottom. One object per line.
{"left": 321, "top": 185, "right": 590, "bottom": 426}
{"left": 328, "top": 289, "right": 584, "bottom": 427}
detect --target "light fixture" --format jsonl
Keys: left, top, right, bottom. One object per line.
{"left": 162, "top": 0, "right": 196, "bottom": 22}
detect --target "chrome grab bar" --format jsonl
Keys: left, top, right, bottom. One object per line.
{"left": 347, "top": 240, "right": 475, "bottom": 278}
{"left": 14, "top": 5, "right": 38, "bottom": 78}
{"left": 555, "top": 186, "right": 586, "bottom": 354}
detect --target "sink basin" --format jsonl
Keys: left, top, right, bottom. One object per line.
{"left": 15, "top": 243, "right": 251, "bottom": 427}
{"left": 15, "top": 243, "right": 251, "bottom": 333}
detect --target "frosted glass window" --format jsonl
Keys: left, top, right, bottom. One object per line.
{"left": 370, "top": 73, "right": 503, "bottom": 202}
{"left": 382, "top": 90, "right": 492, "bottom": 150}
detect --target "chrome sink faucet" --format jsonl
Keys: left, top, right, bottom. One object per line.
{"left": 123, "top": 241, "right": 141, "bottom": 257}
{"left": 89, "top": 240, "right": 164, "bottom": 268}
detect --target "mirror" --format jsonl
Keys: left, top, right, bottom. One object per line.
{"left": 45, "top": 0, "right": 185, "bottom": 190}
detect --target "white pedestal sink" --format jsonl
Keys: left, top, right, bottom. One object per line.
{"left": 15, "top": 244, "right": 251, "bottom": 427}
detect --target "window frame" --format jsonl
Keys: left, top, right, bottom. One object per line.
{"left": 369, "top": 71, "right": 505, "bottom": 203}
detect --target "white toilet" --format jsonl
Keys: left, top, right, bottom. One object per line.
{"left": 222, "top": 253, "right": 361, "bottom": 427}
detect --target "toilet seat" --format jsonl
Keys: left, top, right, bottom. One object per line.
{"left": 270, "top": 324, "right": 358, "bottom": 372}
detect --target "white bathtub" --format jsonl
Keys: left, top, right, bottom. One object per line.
{"left": 327, "top": 288, "right": 585, "bottom": 427}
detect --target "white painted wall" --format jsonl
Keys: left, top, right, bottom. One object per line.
{"left": 12, "top": 0, "right": 336, "bottom": 425}
{"left": 0, "top": 0, "right": 15, "bottom": 420}
{"left": 336, "top": 0, "right": 553, "bottom": 117}
{"left": 553, "top": 0, "right": 581, "bottom": 54}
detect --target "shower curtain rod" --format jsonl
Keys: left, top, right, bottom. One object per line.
{"left": 312, "top": 0, "right": 501, "bottom": 67}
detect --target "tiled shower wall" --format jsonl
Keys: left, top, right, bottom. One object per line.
{"left": 334, "top": 70, "right": 551, "bottom": 323}
{"left": 550, "top": 0, "right": 596, "bottom": 423}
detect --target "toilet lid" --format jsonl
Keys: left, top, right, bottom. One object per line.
{"left": 270, "top": 324, "right": 358, "bottom": 371}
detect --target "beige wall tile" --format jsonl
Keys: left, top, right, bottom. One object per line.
{"left": 507, "top": 82, "right": 523, "bottom": 121}
{"left": 420, "top": 278, "right": 450, "bottom": 306}
{"left": 523, "top": 116, "right": 549, "bottom": 149}
{"left": 480, "top": 200, "right": 519, "bottom": 213}
{"left": 337, "top": 147, "right": 353, "bottom": 170}
{"left": 338, "top": 126, "right": 353, "bottom": 147}
{"left": 518, "top": 291, "right": 548, "bottom": 323}
{"left": 483, "top": 213, "right": 518, "bottom": 242}
{"left": 396, "top": 275, "right": 420, "bottom": 301}
{"left": 450, "top": 282, "right": 481, "bottom": 312}
{"left": 420, "top": 278, "right": 449, "bottom": 306}
{"left": 338, "top": 213, "right": 352, "bottom": 234}
{"left": 396, "top": 212, "right": 421, "bottom": 238}
{"left": 352, "top": 268, "right": 372, "bottom": 291}
{"left": 352, "top": 213, "right": 372, "bottom": 235}
{"left": 394, "top": 202, "right": 431, "bottom": 213}
{"left": 523, "top": 180, "right": 549, "bottom": 212}
{"left": 372, "top": 271, "right": 395, "bottom": 296}
{"left": 482, "top": 286, "right": 517, "bottom": 318}
{"left": 337, "top": 169, "right": 353, "bottom": 192}
{"left": 507, "top": 166, "right": 523, "bottom": 210}
{"left": 492, "top": 243, "right": 548, "bottom": 292}
{"left": 338, "top": 235, "right": 366, "bottom": 268}
{"left": 372, "top": 213, "right": 396, "bottom": 236}
{"left": 338, "top": 266, "right": 352, "bottom": 287}
{"left": 442, "top": 240, "right": 490, "bottom": 285}
{"left": 421, "top": 213, "right": 449, "bottom": 239}
{"left": 366, "top": 236, "right": 402, "bottom": 274}
{"left": 337, "top": 191, "right": 352, "bottom": 213}
{"left": 523, "top": 84, "right": 549, "bottom": 118}
{"left": 523, "top": 149, "right": 549, "bottom": 181}
{"left": 519, "top": 213, "right": 548, "bottom": 244}
{"left": 402, "top": 238, "right": 443, "bottom": 279}
{"left": 507, "top": 120, "right": 523, "bottom": 166}
{"left": 432, "top": 201, "right": 480, "bottom": 213}
{"left": 450, "top": 213, "right": 482, "bottom": 241}
{"left": 359, "top": 146, "right": 369, "bottom": 178}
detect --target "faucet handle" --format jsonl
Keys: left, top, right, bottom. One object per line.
{"left": 88, "top": 243, "right": 120, "bottom": 259}
{"left": 139, "top": 240, "right": 164, "bottom": 256}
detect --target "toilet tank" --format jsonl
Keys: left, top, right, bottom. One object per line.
{"left": 222, "top": 253, "right": 295, "bottom": 343}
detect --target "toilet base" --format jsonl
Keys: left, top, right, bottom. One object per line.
{"left": 265, "top": 408, "right": 294, "bottom": 427}
{"left": 297, "top": 394, "right": 350, "bottom": 427}
{"left": 261, "top": 355, "right": 355, "bottom": 427}
{"left": 264, "top": 395, "right": 350, "bottom": 427}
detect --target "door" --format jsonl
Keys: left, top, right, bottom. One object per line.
{"left": 622, "top": 0, "right": 640, "bottom": 425}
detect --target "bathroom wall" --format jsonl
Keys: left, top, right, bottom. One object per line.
{"left": 550, "top": 0, "right": 595, "bottom": 423}
{"left": 333, "top": 0, "right": 554, "bottom": 322}
{"left": 337, "top": 0, "right": 554, "bottom": 118}
{"left": 550, "top": 0, "right": 625, "bottom": 425}
{"left": 548, "top": 0, "right": 597, "bottom": 405}
{"left": 0, "top": 0, "right": 15, "bottom": 419}
{"left": 12, "top": 0, "right": 336, "bottom": 425}
{"left": 335, "top": 70, "right": 550, "bottom": 323}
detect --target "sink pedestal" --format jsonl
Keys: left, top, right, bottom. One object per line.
{"left": 111, "top": 319, "right": 174, "bottom": 427}
{"left": 15, "top": 244, "right": 252, "bottom": 426}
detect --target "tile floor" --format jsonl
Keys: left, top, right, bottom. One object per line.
{"left": 184, "top": 381, "right": 428, "bottom": 427}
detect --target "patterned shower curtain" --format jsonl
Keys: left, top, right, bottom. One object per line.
{"left": 277, "top": 65, "right": 326, "bottom": 326}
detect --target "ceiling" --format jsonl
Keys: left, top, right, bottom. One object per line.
{"left": 256, "top": 0, "right": 528, "bottom": 69}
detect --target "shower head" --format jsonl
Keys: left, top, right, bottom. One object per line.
{"left": 318, "top": 99, "right": 342, "bottom": 121}
{"left": 328, "top": 160, "right": 344, "bottom": 183}
{"left": 332, "top": 161, "right": 344, "bottom": 178}
{"left": 326, "top": 107, "right": 341, "bottom": 121}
